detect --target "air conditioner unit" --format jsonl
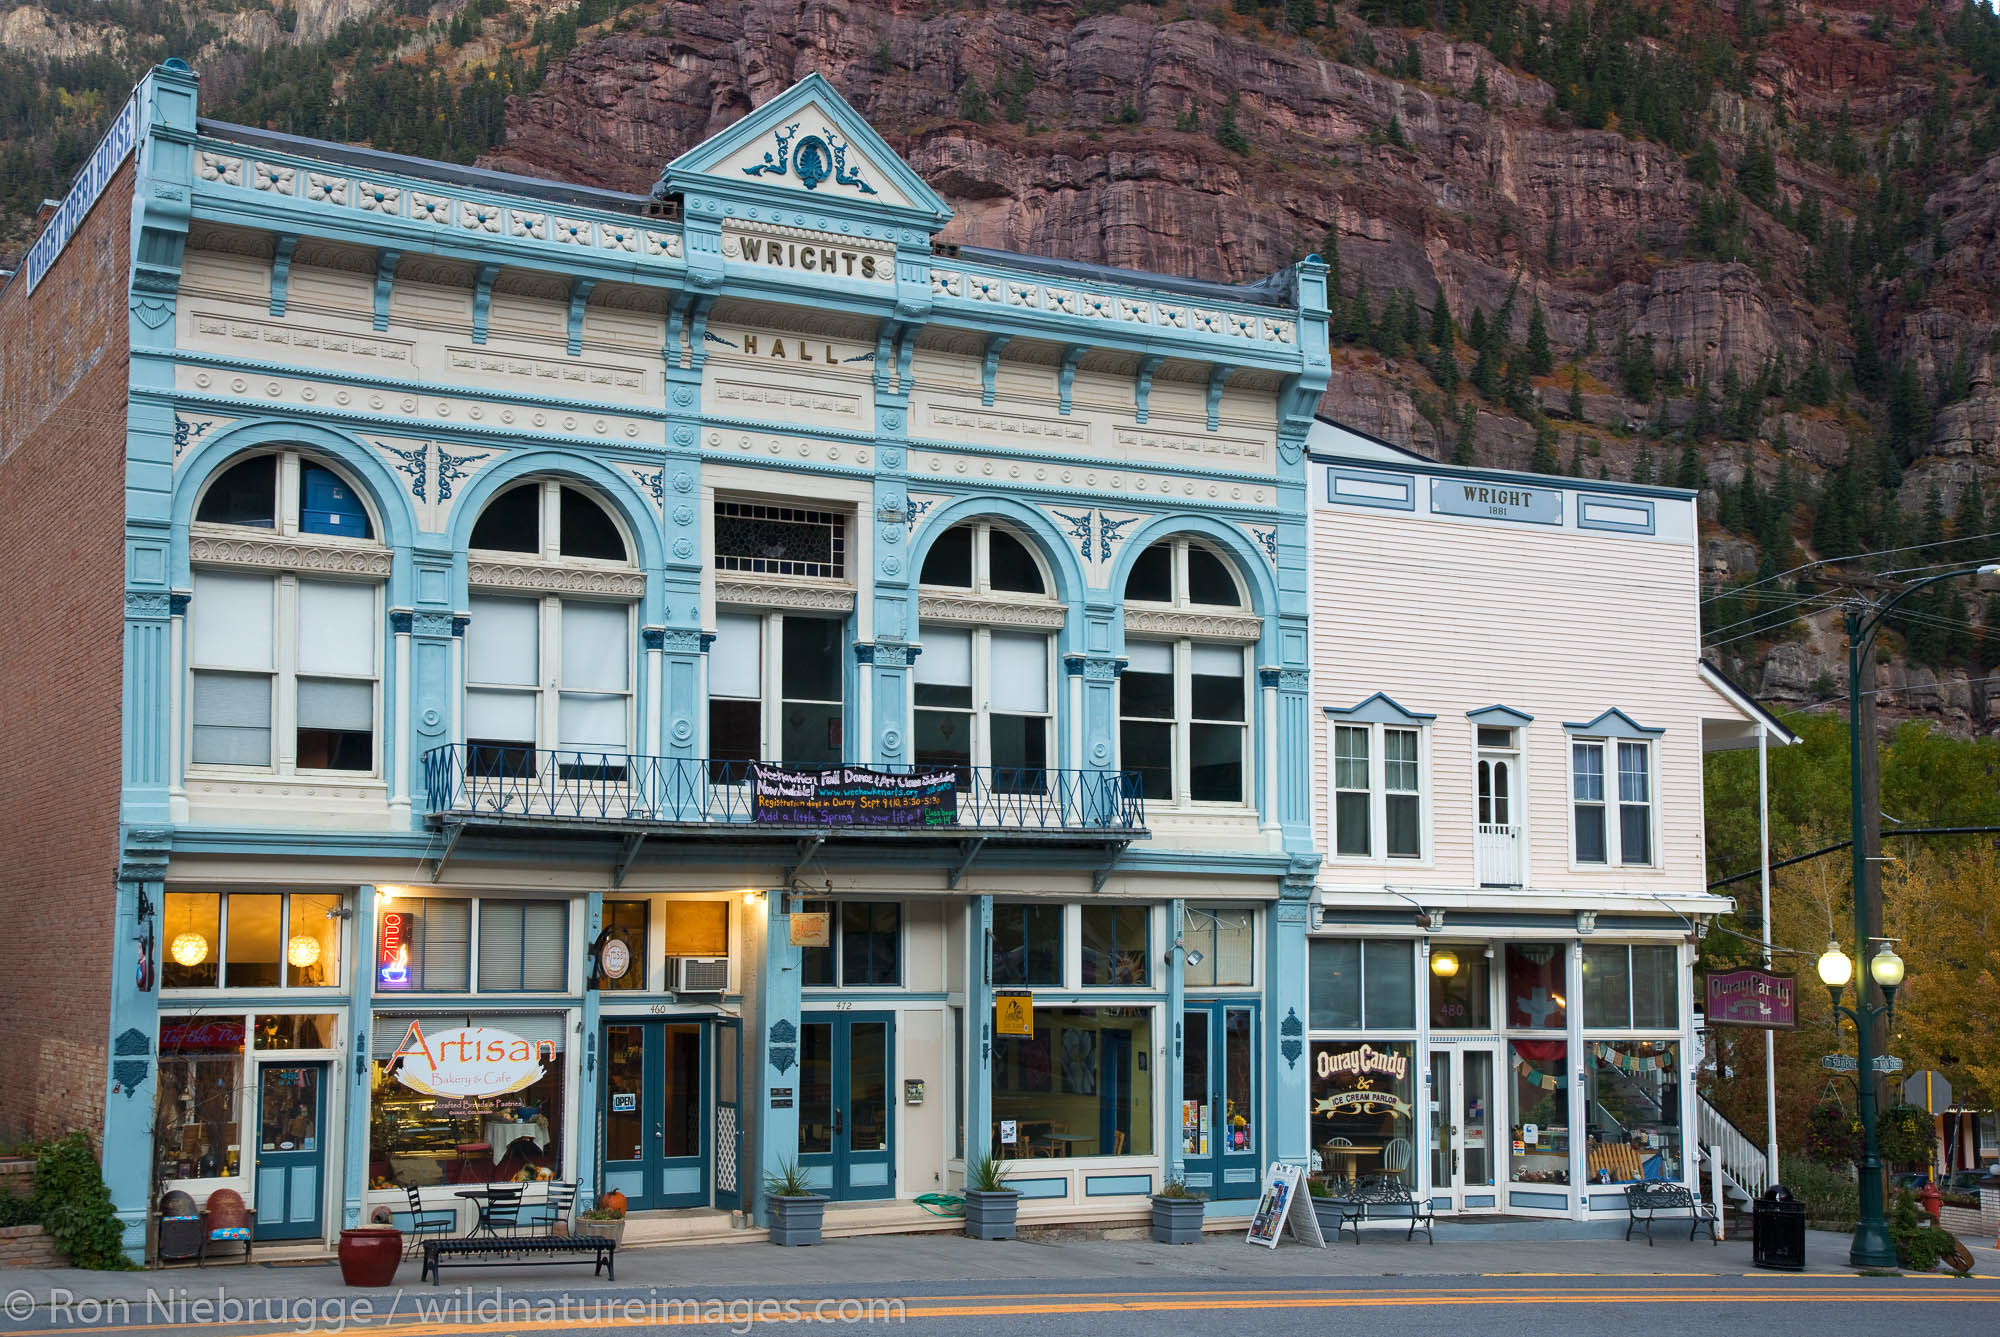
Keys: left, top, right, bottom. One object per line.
{"left": 671, "top": 957, "right": 729, "bottom": 993}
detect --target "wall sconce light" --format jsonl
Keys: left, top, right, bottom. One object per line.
{"left": 1164, "top": 938, "right": 1204, "bottom": 968}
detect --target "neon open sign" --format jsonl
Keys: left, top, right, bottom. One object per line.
{"left": 378, "top": 911, "right": 409, "bottom": 988}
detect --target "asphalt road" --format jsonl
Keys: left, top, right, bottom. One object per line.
{"left": 5, "top": 1274, "right": 1999, "bottom": 1337}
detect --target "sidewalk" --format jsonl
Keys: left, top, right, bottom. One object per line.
{"left": 4, "top": 1225, "right": 1994, "bottom": 1309}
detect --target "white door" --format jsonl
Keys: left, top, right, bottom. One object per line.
{"left": 1475, "top": 756, "right": 1522, "bottom": 886}
{"left": 1428, "top": 1044, "right": 1500, "bottom": 1213}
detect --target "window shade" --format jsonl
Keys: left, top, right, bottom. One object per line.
{"left": 298, "top": 678, "right": 373, "bottom": 731}
{"left": 560, "top": 601, "right": 628, "bottom": 692}
{"left": 558, "top": 693, "right": 627, "bottom": 751}
{"left": 1124, "top": 640, "right": 1172, "bottom": 674}
{"left": 191, "top": 571, "right": 275, "bottom": 670}
{"left": 466, "top": 688, "right": 534, "bottom": 743}
{"left": 479, "top": 902, "right": 525, "bottom": 991}
{"left": 298, "top": 581, "right": 375, "bottom": 676}
{"left": 711, "top": 614, "right": 762, "bottom": 697}
{"left": 405, "top": 898, "right": 470, "bottom": 992}
{"left": 192, "top": 671, "right": 273, "bottom": 765}
{"left": 467, "top": 596, "right": 539, "bottom": 686}
{"left": 521, "top": 902, "right": 568, "bottom": 992}
{"left": 916, "top": 627, "right": 972, "bottom": 686}
{"left": 1191, "top": 643, "right": 1244, "bottom": 677}
{"left": 989, "top": 633, "right": 1047, "bottom": 713}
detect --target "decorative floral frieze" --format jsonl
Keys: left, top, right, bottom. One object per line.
{"left": 1191, "top": 310, "right": 1222, "bottom": 334}
{"left": 1123, "top": 607, "right": 1262, "bottom": 641}
{"left": 966, "top": 275, "right": 1003, "bottom": 302}
{"left": 252, "top": 161, "right": 294, "bottom": 194}
{"left": 916, "top": 595, "right": 1068, "bottom": 628}
{"left": 1005, "top": 281, "right": 1038, "bottom": 307}
{"left": 600, "top": 224, "right": 637, "bottom": 252}
{"left": 714, "top": 577, "right": 855, "bottom": 613}
{"left": 643, "top": 230, "right": 682, "bottom": 258}
{"left": 1046, "top": 288, "right": 1078, "bottom": 315}
{"left": 461, "top": 201, "right": 502, "bottom": 233}
{"left": 304, "top": 172, "right": 347, "bottom": 205}
{"left": 1117, "top": 298, "right": 1151, "bottom": 323}
{"left": 550, "top": 216, "right": 591, "bottom": 245}
{"left": 410, "top": 192, "right": 453, "bottom": 224}
{"left": 357, "top": 182, "right": 401, "bottom": 215}
{"left": 930, "top": 270, "right": 961, "bottom": 298}
{"left": 195, "top": 152, "right": 241, "bottom": 186}
{"left": 1157, "top": 304, "right": 1188, "bottom": 329}
{"left": 1261, "top": 318, "right": 1296, "bottom": 344}
{"left": 1225, "top": 313, "right": 1256, "bottom": 338}
{"left": 189, "top": 532, "right": 392, "bottom": 576}
{"left": 511, "top": 211, "right": 547, "bottom": 240}
{"left": 468, "top": 560, "right": 645, "bottom": 596}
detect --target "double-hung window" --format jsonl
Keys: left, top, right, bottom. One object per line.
{"left": 1120, "top": 538, "right": 1258, "bottom": 806}
{"left": 187, "top": 451, "right": 384, "bottom": 777}
{"left": 1570, "top": 722, "right": 1658, "bottom": 867}
{"left": 990, "top": 903, "right": 1063, "bottom": 986}
{"left": 706, "top": 611, "right": 848, "bottom": 770}
{"left": 465, "top": 480, "right": 639, "bottom": 776}
{"left": 1327, "top": 710, "right": 1427, "bottom": 861}
{"left": 800, "top": 902, "right": 903, "bottom": 987}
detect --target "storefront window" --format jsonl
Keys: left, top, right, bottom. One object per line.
{"left": 163, "top": 891, "right": 341, "bottom": 990}
{"left": 1505, "top": 943, "right": 1568, "bottom": 1029}
{"left": 1309, "top": 939, "right": 1414, "bottom": 1029}
{"left": 1508, "top": 1038, "right": 1570, "bottom": 1183}
{"left": 375, "top": 899, "right": 470, "bottom": 992}
{"left": 369, "top": 1014, "right": 566, "bottom": 1188}
{"left": 1080, "top": 906, "right": 1150, "bottom": 986}
{"left": 1429, "top": 945, "right": 1491, "bottom": 1028}
{"left": 599, "top": 899, "right": 648, "bottom": 992}
{"left": 1582, "top": 944, "right": 1678, "bottom": 1028}
{"left": 1184, "top": 906, "right": 1253, "bottom": 987}
{"left": 991, "top": 1007, "right": 1151, "bottom": 1157}
{"left": 254, "top": 1014, "right": 337, "bottom": 1049}
{"left": 1584, "top": 1041, "right": 1682, "bottom": 1184}
{"left": 1309, "top": 1041, "right": 1417, "bottom": 1188}
{"left": 991, "top": 904, "right": 1062, "bottom": 986}
{"left": 157, "top": 1017, "right": 246, "bottom": 1180}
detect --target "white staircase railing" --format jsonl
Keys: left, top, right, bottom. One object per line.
{"left": 1696, "top": 1095, "right": 1770, "bottom": 1202}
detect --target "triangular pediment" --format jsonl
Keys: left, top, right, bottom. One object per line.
{"left": 659, "top": 74, "right": 950, "bottom": 229}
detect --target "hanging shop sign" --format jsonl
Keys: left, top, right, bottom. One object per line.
{"left": 995, "top": 989, "right": 1033, "bottom": 1038}
{"left": 596, "top": 934, "right": 632, "bottom": 983}
{"left": 750, "top": 764, "right": 957, "bottom": 827}
{"left": 790, "top": 910, "right": 832, "bottom": 948}
{"left": 1704, "top": 968, "right": 1796, "bottom": 1030}
{"left": 390, "top": 1021, "right": 554, "bottom": 1098}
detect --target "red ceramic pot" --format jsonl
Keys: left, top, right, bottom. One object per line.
{"left": 337, "top": 1227, "right": 402, "bottom": 1286}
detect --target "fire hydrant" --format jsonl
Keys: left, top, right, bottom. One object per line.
{"left": 1920, "top": 1180, "right": 1943, "bottom": 1223}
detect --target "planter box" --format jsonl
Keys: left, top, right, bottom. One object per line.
{"left": 1311, "top": 1196, "right": 1347, "bottom": 1242}
{"left": 767, "top": 1193, "right": 827, "bottom": 1246}
{"left": 963, "top": 1189, "right": 1021, "bottom": 1241}
{"left": 574, "top": 1218, "right": 625, "bottom": 1246}
{"left": 1150, "top": 1195, "right": 1206, "bottom": 1245}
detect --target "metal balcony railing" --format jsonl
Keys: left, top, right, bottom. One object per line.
{"left": 421, "top": 745, "right": 1147, "bottom": 835}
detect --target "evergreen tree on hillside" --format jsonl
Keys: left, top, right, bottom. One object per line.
{"left": 1525, "top": 299, "right": 1555, "bottom": 376}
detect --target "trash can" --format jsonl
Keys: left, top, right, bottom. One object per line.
{"left": 1752, "top": 1184, "right": 1805, "bottom": 1271}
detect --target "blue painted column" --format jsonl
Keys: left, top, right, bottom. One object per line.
{"left": 868, "top": 363, "right": 917, "bottom": 765}
{"left": 342, "top": 885, "right": 377, "bottom": 1230}
{"left": 1266, "top": 863, "right": 1316, "bottom": 1172}
{"left": 963, "top": 895, "right": 993, "bottom": 1174}
{"left": 577, "top": 892, "right": 603, "bottom": 1206}
{"left": 104, "top": 833, "right": 171, "bottom": 1259}
{"left": 1165, "top": 899, "right": 1188, "bottom": 1186}
{"left": 750, "top": 893, "right": 801, "bottom": 1225}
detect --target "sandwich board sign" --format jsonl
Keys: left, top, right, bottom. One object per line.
{"left": 1244, "top": 1161, "right": 1326, "bottom": 1249}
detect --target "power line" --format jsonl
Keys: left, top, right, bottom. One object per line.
{"left": 1706, "top": 826, "right": 2000, "bottom": 891}
{"left": 1699, "top": 529, "right": 2000, "bottom": 606}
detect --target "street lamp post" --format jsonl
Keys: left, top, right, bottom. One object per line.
{"left": 1831, "top": 562, "right": 2000, "bottom": 1268}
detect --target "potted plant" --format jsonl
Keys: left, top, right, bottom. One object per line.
{"left": 1150, "top": 1177, "right": 1206, "bottom": 1244}
{"left": 575, "top": 1191, "right": 626, "bottom": 1246}
{"left": 765, "top": 1158, "right": 827, "bottom": 1246}
{"left": 337, "top": 1224, "right": 402, "bottom": 1286}
{"left": 1306, "top": 1176, "right": 1346, "bottom": 1241}
{"left": 963, "top": 1152, "right": 1021, "bottom": 1241}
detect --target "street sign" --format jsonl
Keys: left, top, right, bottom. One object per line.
{"left": 1904, "top": 1070, "right": 1954, "bottom": 1114}
{"left": 1872, "top": 1055, "right": 1905, "bottom": 1073}
{"left": 1821, "top": 1054, "right": 1859, "bottom": 1072}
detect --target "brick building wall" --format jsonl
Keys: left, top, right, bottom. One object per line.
{"left": 0, "top": 165, "right": 134, "bottom": 1144}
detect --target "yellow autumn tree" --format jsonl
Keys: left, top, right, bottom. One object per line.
{"left": 1882, "top": 843, "right": 2000, "bottom": 1106}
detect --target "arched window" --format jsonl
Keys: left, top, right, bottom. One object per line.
{"left": 465, "top": 479, "right": 640, "bottom": 774}
{"left": 186, "top": 450, "right": 385, "bottom": 776}
{"left": 1119, "top": 536, "right": 1257, "bottom": 805}
{"left": 914, "top": 520, "right": 1062, "bottom": 787}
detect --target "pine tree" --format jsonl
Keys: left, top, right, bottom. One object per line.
{"left": 960, "top": 76, "right": 990, "bottom": 123}
{"left": 1472, "top": 334, "right": 1502, "bottom": 399}
{"left": 1568, "top": 438, "right": 1587, "bottom": 477}
{"left": 1345, "top": 274, "right": 1374, "bottom": 345}
{"left": 1525, "top": 300, "right": 1555, "bottom": 376}
{"left": 1471, "top": 67, "right": 1489, "bottom": 107}
{"left": 1433, "top": 343, "right": 1460, "bottom": 394}
{"left": 1676, "top": 443, "right": 1706, "bottom": 491}
{"left": 1429, "top": 290, "right": 1454, "bottom": 349}
{"left": 1466, "top": 307, "right": 1488, "bottom": 351}
{"left": 1386, "top": 115, "right": 1408, "bottom": 148}
{"left": 1529, "top": 420, "right": 1561, "bottom": 474}
{"left": 1568, "top": 365, "right": 1585, "bottom": 420}
{"left": 1799, "top": 353, "right": 1833, "bottom": 406}
{"left": 1452, "top": 400, "right": 1478, "bottom": 465}
{"left": 1633, "top": 446, "right": 1656, "bottom": 486}
{"left": 1398, "top": 290, "right": 1424, "bottom": 350}
{"left": 1850, "top": 303, "right": 1885, "bottom": 399}
{"left": 1321, "top": 230, "right": 1343, "bottom": 300}
{"left": 1952, "top": 478, "right": 1986, "bottom": 563}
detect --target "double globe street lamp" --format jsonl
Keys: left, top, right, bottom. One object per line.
{"left": 1816, "top": 937, "right": 1904, "bottom": 1266}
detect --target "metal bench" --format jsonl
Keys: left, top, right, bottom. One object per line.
{"left": 419, "top": 1233, "right": 617, "bottom": 1285}
{"left": 1336, "top": 1179, "right": 1434, "bottom": 1244}
{"left": 1624, "top": 1181, "right": 1718, "bottom": 1245}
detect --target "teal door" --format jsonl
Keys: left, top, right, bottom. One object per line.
{"left": 253, "top": 1063, "right": 325, "bottom": 1240}
{"left": 600, "top": 1021, "right": 709, "bottom": 1210}
{"left": 1180, "top": 1001, "right": 1260, "bottom": 1199}
{"left": 799, "top": 1013, "right": 894, "bottom": 1200}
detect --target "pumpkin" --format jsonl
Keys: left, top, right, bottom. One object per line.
{"left": 597, "top": 1188, "right": 628, "bottom": 1217}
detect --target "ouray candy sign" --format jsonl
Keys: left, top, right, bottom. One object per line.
{"left": 1704, "top": 968, "right": 1796, "bottom": 1029}
{"left": 391, "top": 1021, "right": 554, "bottom": 1098}
{"left": 750, "top": 764, "right": 957, "bottom": 827}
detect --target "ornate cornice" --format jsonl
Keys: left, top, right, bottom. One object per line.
{"left": 917, "top": 594, "right": 1068, "bottom": 629}
{"left": 715, "top": 576, "right": 855, "bottom": 613}
{"left": 468, "top": 559, "right": 646, "bottom": 596}
{"left": 1123, "top": 607, "right": 1262, "bottom": 641}
{"left": 189, "top": 529, "right": 392, "bottom": 577}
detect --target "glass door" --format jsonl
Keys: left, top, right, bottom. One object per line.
{"left": 253, "top": 1062, "right": 325, "bottom": 1240}
{"left": 1427, "top": 1043, "right": 1499, "bottom": 1213}
{"left": 798, "top": 1013, "right": 895, "bottom": 1201}
{"left": 599, "top": 1021, "right": 709, "bottom": 1210}
{"left": 1180, "top": 1000, "right": 1259, "bottom": 1199}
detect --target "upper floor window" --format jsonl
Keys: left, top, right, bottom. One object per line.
{"left": 1120, "top": 538, "right": 1256, "bottom": 807}
{"left": 162, "top": 890, "right": 344, "bottom": 990}
{"left": 1183, "top": 906, "right": 1256, "bottom": 988}
{"left": 708, "top": 612, "right": 846, "bottom": 768}
{"left": 375, "top": 896, "right": 570, "bottom": 994}
{"left": 1581, "top": 943, "right": 1679, "bottom": 1029}
{"left": 1330, "top": 722, "right": 1424, "bottom": 860}
{"left": 1572, "top": 738, "right": 1654, "bottom": 867}
{"left": 715, "top": 499, "right": 845, "bottom": 578}
{"left": 465, "top": 481, "right": 638, "bottom": 773}
{"left": 920, "top": 521, "right": 1046, "bottom": 595}
{"left": 188, "top": 451, "right": 385, "bottom": 777}
{"left": 801, "top": 901, "right": 903, "bottom": 988}
{"left": 598, "top": 899, "right": 650, "bottom": 992}
{"left": 991, "top": 903, "right": 1064, "bottom": 987}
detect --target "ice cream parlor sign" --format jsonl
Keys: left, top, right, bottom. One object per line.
{"left": 391, "top": 1021, "right": 554, "bottom": 1098}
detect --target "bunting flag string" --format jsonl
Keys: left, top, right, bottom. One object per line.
{"left": 1513, "top": 1056, "right": 1563, "bottom": 1090}
{"left": 1591, "top": 1041, "right": 1675, "bottom": 1073}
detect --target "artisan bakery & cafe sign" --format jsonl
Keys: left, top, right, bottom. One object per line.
{"left": 390, "top": 1021, "right": 554, "bottom": 1098}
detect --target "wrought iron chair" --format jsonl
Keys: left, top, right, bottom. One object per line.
{"left": 481, "top": 1184, "right": 524, "bottom": 1238}
{"left": 402, "top": 1185, "right": 457, "bottom": 1257}
{"left": 519, "top": 1182, "right": 577, "bottom": 1236}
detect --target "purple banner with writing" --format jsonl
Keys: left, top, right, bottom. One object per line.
{"left": 750, "top": 764, "right": 958, "bottom": 827}
{"left": 1705, "top": 968, "right": 1797, "bottom": 1030}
